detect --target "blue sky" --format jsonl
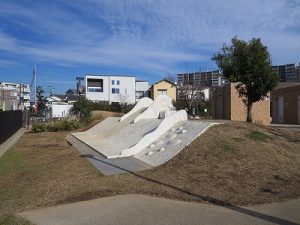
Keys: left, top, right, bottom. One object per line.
{"left": 0, "top": 0, "right": 299, "bottom": 94}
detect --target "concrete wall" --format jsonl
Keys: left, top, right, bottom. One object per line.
{"left": 51, "top": 103, "right": 73, "bottom": 118}
{"left": 151, "top": 80, "right": 177, "bottom": 103}
{"left": 212, "top": 83, "right": 270, "bottom": 125}
{"left": 271, "top": 84, "right": 300, "bottom": 124}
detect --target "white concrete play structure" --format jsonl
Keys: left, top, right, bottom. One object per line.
{"left": 70, "top": 95, "right": 217, "bottom": 170}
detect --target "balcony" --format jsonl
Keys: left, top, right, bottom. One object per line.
{"left": 23, "top": 95, "right": 30, "bottom": 100}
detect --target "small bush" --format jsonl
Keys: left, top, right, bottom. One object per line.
{"left": 31, "top": 123, "right": 46, "bottom": 133}
{"left": 32, "top": 118, "right": 80, "bottom": 132}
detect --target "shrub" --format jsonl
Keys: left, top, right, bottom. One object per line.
{"left": 174, "top": 100, "right": 188, "bottom": 110}
{"left": 198, "top": 100, "right": 212, "bottom": 118}
{"left": 72, "top": 97, "right": 94, "bottom": 124}
{"left": 32, "top": 118, "right": 80, "bottom": 132}
{"left": 72, "top": 97, "right": 135, "bottom": 123}
{"left": 48, "top": 118, "right": 80, "bottom": 132}
{"left": 31, "top": 123, "right": 46, "bottom": 133}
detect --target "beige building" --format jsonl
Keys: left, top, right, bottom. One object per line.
{"left": 211, "top": 83, "right": 270, "bottom": 125}
{"left": 0, "top": 82, "right": 30, "bottom": 111}
{"left": 150, "top": 80, "right": 177, "bottom": 102}
{"left": 271, "top": 83, "right": 300, "bottom": 124}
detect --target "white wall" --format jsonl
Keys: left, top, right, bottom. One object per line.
{"left": 85, "top": 75, "right": 136, "bottom": 104}
{"left": 136, "top": 81, "right": 149, "bottom": 92}
{"left": 51, "top": 103, "right": 73, "bottom": 118}
{"left": 111, "top": 76, "right": 136, "bottom": 104}
{"left": 202, "top": 88, "right": 210, "bottom": 101}
{"left": 135, "top": 81, "right": 149, "bottom": 102}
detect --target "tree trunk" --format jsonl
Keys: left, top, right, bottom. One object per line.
{"left": 246, "top": 101, "right": 253, "bottom": 123}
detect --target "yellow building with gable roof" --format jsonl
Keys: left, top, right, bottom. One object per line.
{"left": 150, "top": 79, "right": 177, "bottom": 103}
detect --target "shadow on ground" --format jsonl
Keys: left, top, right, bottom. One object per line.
{"left": 80, "top": 154, "right": 299, "bottom": 225}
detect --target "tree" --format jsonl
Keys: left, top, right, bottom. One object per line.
{"left": 177, "top": 82, "right": 205, "bottom": 110}
{"left": 72, "top": 97, "right": 93, "bottom": 123}
{"left": 164, "top": 74, "right": 176, "bottom": 84}
{"left": 36, "top": 86, "right": 47, "bottom": 115}
{"left": 116, "top": 93, "right": 130, "bottom": 106}
{"left": 116, "top": 93, "right": 133, "bottom": 113}
{"left": 212, "top": 37, "right": 279, "bottom": 122}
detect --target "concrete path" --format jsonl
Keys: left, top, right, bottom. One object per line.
{"left": 19, "top": 195, "right": 300, "bottom": 225}
{"left": 270, "top": 124, "right": 300, "bottom": 131}
{"left": 0, "top": 128, "right": 26, "bottom": 158}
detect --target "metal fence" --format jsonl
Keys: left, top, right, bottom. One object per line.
{"left": 30, "top": 116, "right": 65, "bottom": 124}
{"left": 0, "top": 110, "right": 29, "bottom": 144}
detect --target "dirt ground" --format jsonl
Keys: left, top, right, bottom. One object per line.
{"left": 0, "top": 121, "right": 299, "bottom": 216}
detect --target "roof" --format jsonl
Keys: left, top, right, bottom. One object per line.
{"left": 151, "top": 79, "right": 176, "bottom": 88}
{"left": 273, "top": 82, "right": 300, "bottom": 90}
{"left": 67, "top": 95, "right": 80, "bottom": 101}
{"left": 85, "top": 74, "right": 135, "bottom": 78}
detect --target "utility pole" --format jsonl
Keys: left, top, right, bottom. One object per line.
{"left": 19, "top": 83, "right": 22, "bottom": 108}
{"left": 49, "top": 84, "right": 53, "bottom": 96}
{"left": 34, "top": 65, "right": 37, "bottom": 111}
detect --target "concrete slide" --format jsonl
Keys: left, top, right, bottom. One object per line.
{"left": 115, "top": 110, "right": 187, "bottom": 158}
{"left": 69, "top": 96, "right": 217, "bottom": 170}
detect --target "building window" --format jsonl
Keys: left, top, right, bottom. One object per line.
{"left": 136, "top": 91, "right": 144, "bottom": 99}
{"left": 157, "top": 89, "right": 167, "bottom": 95}
{"left": 117, "top": 80, "right": 120, "bottom": 85}
{"left": 88, "top": 87, "right": 102, "bottom": 92}
{"left": 112, "top": 80, "right": 115, "bottom": 85}
{"left": 112, "top": 88, "right": 120, "bottom": 94}
{"left": 87, "top": 78, "right": 103, "bottom": 92}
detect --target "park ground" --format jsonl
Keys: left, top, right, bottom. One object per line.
{"left": 0, "top": 112, "right": 299, "bottom": 223}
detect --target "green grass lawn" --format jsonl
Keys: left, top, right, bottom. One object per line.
{"left": 0, "top": 214, "right": 31, "bottom": 225}
{"left": 249, "top": 131, "right": 270, "bottom": 141}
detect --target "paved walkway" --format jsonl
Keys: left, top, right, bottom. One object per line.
{"left": 0, "top": 128, "right": 26, "bottom": 158}
{"left": 270, "top": 124, "right": 300, "bottom": 131}
{"left": 19, "top": 195, "right": 300, "bottom": 225}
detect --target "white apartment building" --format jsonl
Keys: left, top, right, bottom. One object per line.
{"left": 85, "top": 75, "right": 137, "bottom": 104}
{"left": 135, "top": 80, "right": 149, "bottom": 101}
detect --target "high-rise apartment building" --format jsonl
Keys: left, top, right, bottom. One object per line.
{"left": 177, "top": 70, "right": 227, "bottom": 87}
{"left": 272, "top": 63, "right": 300, "bottom": 82}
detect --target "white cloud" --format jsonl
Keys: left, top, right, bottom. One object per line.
{"left": 0, "top": 0, "right": 299, "bottom": 74}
